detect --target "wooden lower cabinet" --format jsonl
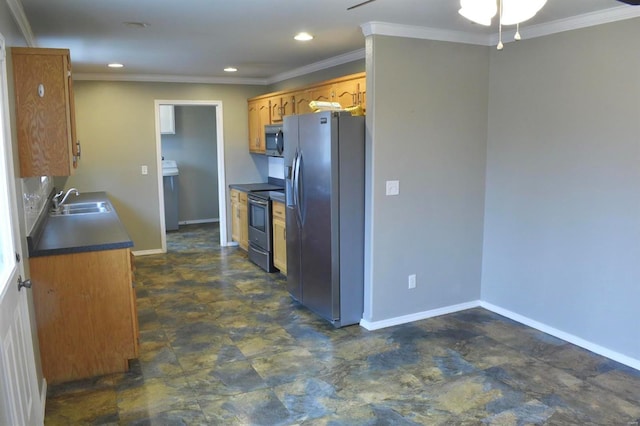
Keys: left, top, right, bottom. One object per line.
{"left": 230, "top": 189, "right": 248, "bottom": 250}
{"left": 272, "top": 201, "right": 287, "bottom": 275}
{"left": 30, "top": 248, "right": 138, "bottom": 384}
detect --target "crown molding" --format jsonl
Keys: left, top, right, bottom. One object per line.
{"left": 266, "top": 48, "right": 366, "bottom": 85}
{"left": 74, "top": 48, "right": 366, "bottom": 86}
{"left": 73, "top": 73, "right": 268, "bottom": 85}
{"left": 361, "top": 21, "right": 490, "bottom": 46}
{"left": 363, "top": 6, "right": 640, "bottom": 48}
{"left": 6, "top": 0, "right": 37, "bottom": 47}
{"left": 490, "top": 5, "right": 640, "bottom": 45}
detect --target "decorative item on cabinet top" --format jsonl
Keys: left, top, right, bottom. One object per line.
{"left": 11, "top": 47, "right": 81, "bottom": 177}
{"left": 247, "top": 72, "right": 365, "bottom": 154}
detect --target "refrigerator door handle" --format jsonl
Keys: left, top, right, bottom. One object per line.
{"left": 295, "top": 151, "right": 305, "bottom": 226}
{"left": 292, "top": 150, "right": 299, "bottom": 211}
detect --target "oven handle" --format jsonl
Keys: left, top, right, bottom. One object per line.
{"left": 248, "top": 197, "right": 268, "bottom": 206}
{"left": 250, "top": 244, "right": 269, "bottom": 256}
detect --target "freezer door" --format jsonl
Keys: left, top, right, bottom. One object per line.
{"left": 298, "top": 112, "right": 338, "bottom": 322}
{"left": 283, "top": 115, "right": 302, "bottom": 301}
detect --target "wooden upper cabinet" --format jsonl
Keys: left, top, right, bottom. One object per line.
{"left": 309, "top": 85, "right": 333, "bottom": 104}
{"left": 293, "top": 90, "right": 313, "bottom": 115}
{"left": 270, "top": 94, "right": 294, "bottom": 123}
{"left": 248, "top": 97, "right": 270, "bottom": 153}
{"left": 247, "top": 72, "right": 365, "bottom": 153}
{"left": 333, "top": 76, "right": 366, "bottom": 109}
{"left": 12, "top": 47, "right": 79, "bottom": 177}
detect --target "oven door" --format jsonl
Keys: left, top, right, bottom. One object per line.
{"left": 247, "top": 195, "right": 270, "bottom": 250}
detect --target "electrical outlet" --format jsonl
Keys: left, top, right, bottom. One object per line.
{"left": 386, "top": 180, "right": 400, "bottom": 196}
{"left": 408, "top": 274, "right": 416, "bottom": 289}
{"left": 141, "top": 165, "right": 148, "bottom": 175}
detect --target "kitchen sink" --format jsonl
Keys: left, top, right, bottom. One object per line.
{"left": 50, "top": 201, "right": 111, "bottom": 216}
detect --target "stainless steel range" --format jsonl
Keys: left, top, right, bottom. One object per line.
{"left": 247, "top": 190, "right": 284, "bottom": 272}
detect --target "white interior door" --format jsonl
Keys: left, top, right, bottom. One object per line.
{"left": 0, "top": 37, "right": 43, "bottom": 426}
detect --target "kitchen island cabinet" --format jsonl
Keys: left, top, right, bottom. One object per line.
{"left": 272, "top": 200, "right": 287, "bottom": 275}
{"left": 12, "top": 47, "right": 80, "bottom": 177}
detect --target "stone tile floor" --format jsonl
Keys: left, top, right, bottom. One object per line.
{"left": 44, "top": 223, "right": 640, "bottom": 425}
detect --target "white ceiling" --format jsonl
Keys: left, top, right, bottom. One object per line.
{"left": 15, "top": 0, "right": 639, "bottom": 84}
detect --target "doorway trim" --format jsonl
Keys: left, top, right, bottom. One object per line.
{"left": 154, "top": 100, "right": 228, "bottom": 252}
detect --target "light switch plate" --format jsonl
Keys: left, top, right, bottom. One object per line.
{"left": 386, "top": 180, "right": 399, "bottom": 196}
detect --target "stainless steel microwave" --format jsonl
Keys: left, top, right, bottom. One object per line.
{"left": 264, "top": 124, "right": 284, "bottom": 157}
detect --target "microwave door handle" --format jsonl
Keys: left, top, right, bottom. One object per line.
{"left": 276, "top": 130, "right": 284, "bottom": 155}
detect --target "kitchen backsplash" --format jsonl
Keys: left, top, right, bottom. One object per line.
{"left": 22, "top": 176, "right": 52, "bottom": 234}
{"left": 268, "top": 157, "right": 285, "bottom": 180}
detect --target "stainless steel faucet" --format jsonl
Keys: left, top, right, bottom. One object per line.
{"left": 52, "top": 188, "right": 79, "bottom": 210}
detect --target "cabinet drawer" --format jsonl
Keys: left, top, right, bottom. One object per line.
{"left": 272, "top": 201, "right": 285, "bottom": 220}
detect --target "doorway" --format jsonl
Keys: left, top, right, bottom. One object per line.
{"left": 154, "top": 100, "right": 227, "bottom": 252}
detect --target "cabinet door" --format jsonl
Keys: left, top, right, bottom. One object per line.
{"left": 66, "top": 53, "right": 80, "bottom": 168}
{"left": 272, "top": 201, "right": 287, "bottom": 274}
{"left": 333, "top": 79, "right": 360, "bottom": 108}
{"left": 334, "top": 76, "right": 366, "bottom": 110}
{"left": 230, "top": 190, "right": 241, "bottom": 243}
{"left": 249, "top": 99, "right": 270, "bottom": 153}
{"left": 30, "top": 248, "right": 137, "bottom": 384}
{"left": 310, "top": 85, "right": 333, "bottom": 104}
{"left": 294, "top": 90, "right": 313, "bottom": 115}
{"left": 159, "top": 104, "right": 176, "bottom": 134}
{"left": 12, "top": 48, "right": 76, "bottom": 177}
{"left": 239, "top": 192, "right": 248, "bottom": 250}
{"left": 271, "top": 95, "right": 295, "bottom": 122}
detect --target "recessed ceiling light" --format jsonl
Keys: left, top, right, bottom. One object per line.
{"left": 294, "top": 32, "right": 313, "bottom": 41}
{"left": 224, "top": 67, "right": 238, "bottom": 73}
{"left": 107, "top": 63, "right": 124, "bottom": 68}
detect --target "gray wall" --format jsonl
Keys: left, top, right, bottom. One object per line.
{"left": 364, "top": 35, "right": 489, "bottom": 322}
{"left": 60, "top": 81, "right": 266, "bottom": 252}
{"left": 482, "top": 19, "right": 640, "bottom": 360}
{"left": 161, "top": 105, "right": 219, "bottom": 223}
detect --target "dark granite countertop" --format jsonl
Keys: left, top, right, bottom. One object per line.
{"left": 229, "top": 183, "right": 284, "bottom": 192}
{"left": 268, "top": 191, "right": 286, "bottom": 203}
{"left": 27, "top": 191, "right": 133, "bottom": 258}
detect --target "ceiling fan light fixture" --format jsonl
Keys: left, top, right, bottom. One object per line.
{"left": 459, "top": 0, "right": 497, "bottom": 26}
{"left": 294, "top": 32, "right": 314, "bottom": 41}
{"left": 500, "top": 0, "right": 547, "bottom": 26}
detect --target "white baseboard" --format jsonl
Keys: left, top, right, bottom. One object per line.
{"left": 132, "top": 249, "right": 165, "bottom": 256}
{"left": 480, "top": 301, "right": 640, "bottom": 372}
{"left": 359, "top": 299, "right": 640, "bottom": 371}
{"left": 178, "top": 218, "right": 219, "bottom": 225}
{"left": 360, "top": 300, "right": 481, "bottom": 331}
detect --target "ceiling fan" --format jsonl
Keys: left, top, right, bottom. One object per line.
{"left": 347, "top": 0, "right": 639, "bottom": 11}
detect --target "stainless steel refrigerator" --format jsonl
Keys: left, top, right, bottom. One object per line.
{"left": 284, "top": 111, "right": 365, "bottom": 327}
